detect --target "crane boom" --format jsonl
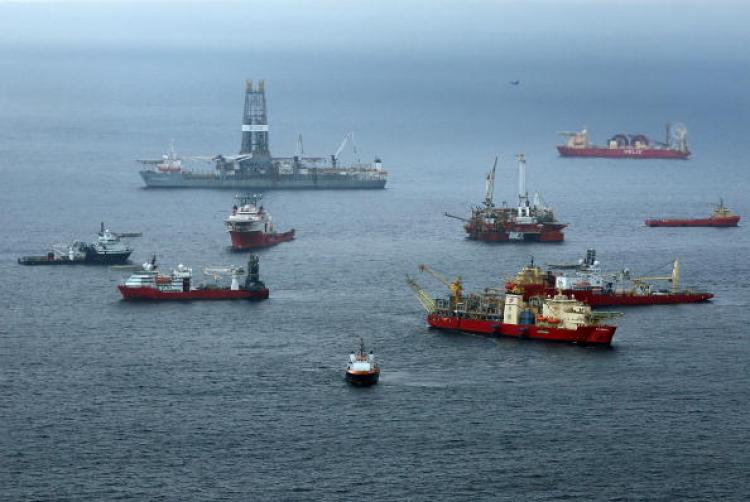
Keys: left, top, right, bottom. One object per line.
{"left": 418, "top": 264, "right": 451, "bottom": 288}
{"left": 484, "top": 156, "right": 497, "bottom": 207}
{"left": 334, "top": 132, "right": 354, "bottom": 159}
{"left": 444, "top": 212, "right": 470, "bottom": 222}
{"left": 632, "top": 258, "right": 680, "bottom": 292}
{"left": 418, "top": 264, "right": 463, "bottom": 306}
{"left": 406, "top": 276, "right": 436, "bottom": 313}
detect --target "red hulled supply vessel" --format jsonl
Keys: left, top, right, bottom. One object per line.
{"left": 505, "top": 250, "right": 713, "bottom": 306}
{"left": 226, "top": 194, "right": 295, "bottom": 250}
{"left": 446, "top": 155, "right": 566, "bottom": 242}
{"left": 645, "top": 200, "right": 740, "bottom": 227}
{"left": 345, "top": 339, "right": 380, "bottom": 386}
{"left": 407, "top": 264, "right": 620, "bottom": 346}
{"left": 118, "top": 255, "right": 269, "bottom": 301}
{"left": 557, "top": 123, "right": 690, "bottom": 159}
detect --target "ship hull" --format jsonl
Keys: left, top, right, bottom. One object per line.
{"left": 18, "top": 251, "right": 131, "bottom": 265}
{"left": 85, "top": 250, "right": 132, "bottom": 264}
{"left": 464, "top": 223, "right": 565, "bottom": 243}
{"left": 18, "top": 255, "right": 84, "bottom": 265}
{"left": 345, "top": 370, "right": 380, "bottom": 386}
{"left": 566, "top": 289, "right": 714, "bottom": 306}
{"left": 426, "top": 313, "right": 615, "bottom": 345}
{"left": 141, "top": 170, "right": 386, "bottom": 189}
{"left": 118, "top": 286, "right": 269, "bottom": 301}
{"left": 557, "top": 146, "right": 690, "bottom": 159}
{"left": 514, "top": 285, "right": 714, "bottom": 306}
{"left": 645, "top": 216, "right": 740, "bottom": 227}
{"left": 229, "top": 229, "right": 295, "bottom": 250}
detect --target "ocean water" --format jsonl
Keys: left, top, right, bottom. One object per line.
{"left": 1, "top": 2, "right": 749, "bottom": 500}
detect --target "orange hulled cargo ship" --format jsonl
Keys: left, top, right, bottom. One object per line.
{"left": 505, "top": 250, "right": 713, "bottom": 307}
{"left": 557, "top": 123, "right": 690, "bottom": 159}
{"left": 407, "top": 264, "right": 620, "bottom": 346}
{"left": 645, "top": 200, "right": 740, "bottom": 228}
{"left": 226, "top": 194, "right": 295, "bottom": 250}
{"left": 446, "top": 155, "right": 566, "bottom": 242}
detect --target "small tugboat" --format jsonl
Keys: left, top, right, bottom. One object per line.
{"left": 645, "top": 199, "right": 740, "bottom": 227}
{"left": 345, "top": 339, "right": 380, "bottom": 386}
{"left": 18, "top": 223, "right": 136, "bottom": 265}
{"left": 225, "top": 194, "right": 295, "bottom": 250}
{"left": 408, "top": 264, "right": 621, "bottom": 346}
{"left": 505, "top": 250, "right": 714, "bottom": 306}
{"left": 557, "top": 123, "right": 690, "bottom": 159}
{"left": 118, "top": 255, "right": 269, "bottom": 301}
{"left": 446, "top": 155, "right": 566, "bottom": 242}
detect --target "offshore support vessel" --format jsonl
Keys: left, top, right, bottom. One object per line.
{"left": 645, "top": 199, "right": 740, "bottom": 227}
{"left": 446, "top": 155, "right": 566, "bottom": 242}
{"left": 505, "top": 250, "right": 713, "bottom": 306}
{"left": 345, "top": 339, "right": 380, "bottom": 386}
{"left": 18, "top": 223, "right": 137, "bottom": 265}
{"left": 226, "top": 194, "right": 295, "bottom": 250}
{"left": 557, "top": 123, "right": 690, "bottom": 159}
{"left": 118, "top": 255, "right": 269, "bottom": 301}
{"left": 407, "top": 264, "right": 621, "bottom": 346}
{"left": 138, "top": 80, "right": 387, "bottom": 190}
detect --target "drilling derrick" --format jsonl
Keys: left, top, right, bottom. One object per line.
{"left": 240, "top": 80, "right": 273, "bottom": 171}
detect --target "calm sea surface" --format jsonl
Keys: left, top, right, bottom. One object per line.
{"left": 1, "top": 7, "right": 749, "bottom": 499}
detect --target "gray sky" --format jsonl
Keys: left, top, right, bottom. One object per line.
{"left": 0, "top": 0, "right": 747, "bottom": 66}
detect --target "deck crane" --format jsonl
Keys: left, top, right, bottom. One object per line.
{"left": 331, "top": 131, "right": 358, "bottom": 168}
{"left": 632, "top": 258, "right": 680, "bottom": 293}
{"left": 203, "top": 265, "right": 246, "bottom": 290}
{"left": 405, "top": 276, "right": 436, "bottom": 313}
{"left": 418, "top": 264, "right": 463, "bottom": 308}
{"left": 484, "top": 156, "right": 497, "bottom": 208}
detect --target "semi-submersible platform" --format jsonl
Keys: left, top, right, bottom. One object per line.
{"left": 138, "top": 80, "right": 387, "bottom": 189}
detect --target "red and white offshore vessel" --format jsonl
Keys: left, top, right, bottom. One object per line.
{"left": 645, "top": 199, "right": 740, "bottom": 227}
{"left": 557, "top": 123, "right": 690, "bottom": 159}
{"left": 505, "top": 250, "right": 713, "bottom": 306}
{"left": 446, "top": 155, "right": 566, "bottom": 242}
{"left": 345, "top": 339, "right": 380, "bottom": 386}
{"left": 407, "top": 264, "right": 620, "bottom": 346}
{"left": 226, "top": 194, "right": 295, "bottom": 250}
{"left": 118, "top": 255, "right": 269, "bottom": 301}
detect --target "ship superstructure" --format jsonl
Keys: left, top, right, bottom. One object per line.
{"left": 557, "top": 123, "right": 690, "bottom": 159}
{"left": 505, "top": 250, "right": 714, "bottom": 306}
{"left": 446, "top": 155, "right": 566, "bottom": 242}
{"left": 139, "top": 80, "right": 387, "bottom": 189}
{"left": 407, "top": 264, "right": 620, "bottom": 345}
